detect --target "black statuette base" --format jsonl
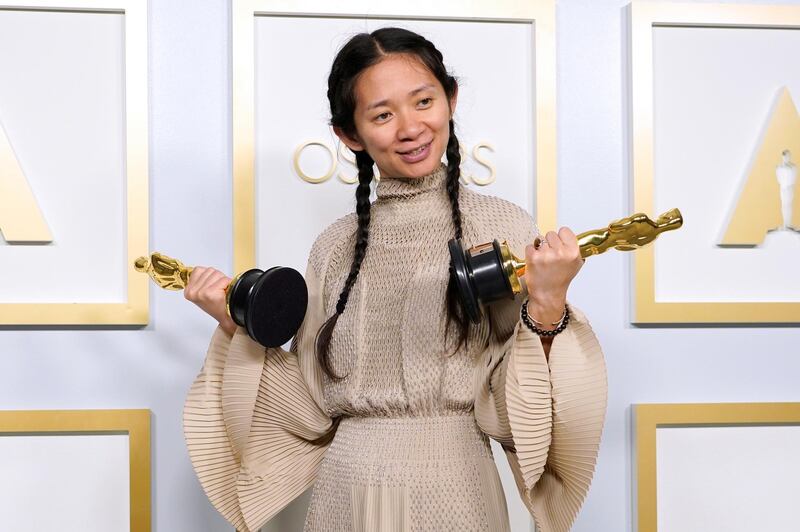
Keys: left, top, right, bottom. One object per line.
{"left": 448, "top": 238, "right": 516, "bottom": 325}
{"left": 227, "top": 266, "right": 308, "bottom": 347}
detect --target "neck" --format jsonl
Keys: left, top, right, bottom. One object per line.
{"left": 375, "top": 163, "right": 449, "bottom": 201}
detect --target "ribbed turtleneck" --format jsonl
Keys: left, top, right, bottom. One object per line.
{"left": 375, "top": 163, "right": 448, "bottom": 201}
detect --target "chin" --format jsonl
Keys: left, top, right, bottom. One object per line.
{"left": 403, "top": 155, "right": 444, "bottom": 179}
{"left": 408, "top": 163, "right": 439, "bottom": 178}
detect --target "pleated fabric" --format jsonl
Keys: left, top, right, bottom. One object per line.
{"left": 182, "top": 163, "right": 608, "bottom": 532}
{"left": 303, "top": 414, "right": 510, "bottom": 532}
{"left": 474, "top": 304, "right": 607, "bottom": 532}
{"left": 184, "top": 263, "right": 335, "bottom": 532}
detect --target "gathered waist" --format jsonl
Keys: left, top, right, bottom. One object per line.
{"left": 328, "top": 413, "right": 493, "bottom": 464}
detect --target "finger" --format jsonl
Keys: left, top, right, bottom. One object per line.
{"left": 558, "top": 226, "right": 576, "bottom": 242}
{"left": 185, "top": 266, "right": 207, "bottom": 298}
{"left": 530, "top": 233, "right": 550, "bottom": 252}
{"left": 209, "top": 273, "right": 231, "bottom": 290}
{"left": 189, "top": 266, "right": 211, "bottom": 286}
{"left": 526, "top": 242, "right": 537, "bottom": 262}
{"left": 526, "top": 240, "right": 546, "bottom": 265}
{"left": 545, "top": 230, "right": 563, "bottom": 250}
{"left": 194, "top": 269, "right": 224, "bottom": 301}
{"left": 558, "top": 226, "right": 580, "bottom": 256}
{"left": 192, "top": 267, "right": 216, "bottom": 289}
{"left": 200, "top": 269, "right": 228, "bottom": 293}
{"left": 205, "top": 272, "right": 230, "bottom": 295}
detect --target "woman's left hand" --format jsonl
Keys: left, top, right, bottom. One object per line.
{"left": 522, "top": 227, "right": 584, "bottom": 328}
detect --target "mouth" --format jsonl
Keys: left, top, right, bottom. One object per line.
{"left": 397, "top": 141, "right": 433, "bottom": 162}
{"left": 398, "top": 141, "right": 431, "bottom": 156}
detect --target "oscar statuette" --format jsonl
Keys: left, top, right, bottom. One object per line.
{"left": 449, "top": 208, "right": 684, "bottom": 323}
{"left": 134, "top": 253, "right": 307, "bottom": 347}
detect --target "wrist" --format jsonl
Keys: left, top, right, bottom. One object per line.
{"left": 219, "top": 315, "right": 237, "bottom": 337}
{"left": 526, "top": 294, "right": 567, "bottom": 327}
{"left": 521, "top": 299, "right": 570, "bottom": 337}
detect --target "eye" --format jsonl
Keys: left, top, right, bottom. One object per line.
{"left": 418, "top": 97, "right": 433, "bottom": 107}
{"left": 374, "top": 111, "right": 391, "bottom": 122}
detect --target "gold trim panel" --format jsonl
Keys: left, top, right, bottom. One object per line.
{"left": 635, "top": 402, "right": 800, "bottom": 532}
{"left": 0, "top": 409, "right": 151, "bottom": 532}
{"left": 0, "top": 0, "right": 148, "bottom": 325}
{"left": 630, "top": 1, "right": 800, "bottom": 323}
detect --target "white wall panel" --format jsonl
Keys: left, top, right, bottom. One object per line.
{"left": 0, "top": 433, "right": 130, "bottom": 531}
{"left": 0, "top": 9, "right": 126, "bottom": 303}
{"left": 657, "top": 425, "right": 800, "bottom": 532}
{"left": 653, "top": 25, "right": 800, "bottom": 302}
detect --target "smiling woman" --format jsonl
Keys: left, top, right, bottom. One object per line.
{"left": 334, "top": 56, "right": 455, "bottom": 180}
{"left": 182, "top": 27, "right": 607, "bottom": 532}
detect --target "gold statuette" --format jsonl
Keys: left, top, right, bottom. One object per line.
{"left": 449, "top": 208, "right": 684, "bottom": 323}
{"left": 577, "top": 208, "right": 683, "bottom": 256}
{"left": 134, "top": 252, "right": 307, "bottom": 347}
{"left": 134, "top": 253, "right": 193, "bottom": 290}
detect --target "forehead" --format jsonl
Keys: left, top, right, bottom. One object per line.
{"left": 353, "top": 54, "right": 441, "bottom": 108}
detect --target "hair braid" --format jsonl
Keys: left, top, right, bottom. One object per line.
{"left": 445, "top": 120, "right": 463, "bottom": 241}
{"left": 444, "top": 119, "right": 470, "bottom": 352}
{"left": 315, "top": 150, "right": 374, "bottom": 380}
{"left": 337, "top": 151, "right": 374, "bottom": 312}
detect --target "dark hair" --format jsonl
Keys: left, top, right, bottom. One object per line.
{"left": 316, "top": 27, "right": 469, "bottom": 380}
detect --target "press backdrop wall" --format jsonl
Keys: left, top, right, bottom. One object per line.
{"left": 1, "top": 0, "right": 799, "bottom": 531}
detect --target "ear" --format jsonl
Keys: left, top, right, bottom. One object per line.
{"left": 333, "top": 126, "right": 365, "bottom": 153}
{"left": 448, "top": 84, "right": 459, "bottom": 119}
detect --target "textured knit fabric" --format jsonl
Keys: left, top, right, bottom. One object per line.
{"left": 183, "top": 163, "right": 607, "bottom": 532}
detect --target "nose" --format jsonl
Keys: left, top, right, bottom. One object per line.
{"left": 396, "top": 110, "right": 423, "bottom": 141}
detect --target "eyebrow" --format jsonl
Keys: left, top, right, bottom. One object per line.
{"left": 365, "top": 84, "right": 435, "bottom": 111}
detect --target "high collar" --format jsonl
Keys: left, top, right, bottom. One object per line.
{"left": 375, "top": 163, "right": 448, "bottom": 201}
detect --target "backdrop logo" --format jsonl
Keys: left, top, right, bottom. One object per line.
{"left": 720, "top": 87, "right": 800, "bottom": 246}
{"left": 292, "top": 140, "right": 497, "bottom": 186}
{"left": 0, "top": 119, "right": 52, "bottom": 243}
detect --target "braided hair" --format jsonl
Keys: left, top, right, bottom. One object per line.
{"left": 318, "top": 27, "right": 470, "bottom": 380}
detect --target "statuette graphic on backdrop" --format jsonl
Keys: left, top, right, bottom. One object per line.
{"left": 721, "top": 87, "right": 800, "bottom": 246}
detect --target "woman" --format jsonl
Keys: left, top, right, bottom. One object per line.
{"left": 183, "top": 27, "right": 607, "bottom": 532}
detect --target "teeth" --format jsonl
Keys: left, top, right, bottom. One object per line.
{"left": 404, "top": 144, "right": 427, "bottom": 155}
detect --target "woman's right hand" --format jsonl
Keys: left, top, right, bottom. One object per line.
{"left": 184, "top": 266, "right": 237, "bottom": 336}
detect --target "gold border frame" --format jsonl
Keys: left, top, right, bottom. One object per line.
{"left": 0, "top": 409, "right": 151, "bottom": 531}
{"left": 0, "top": 0, "right": 148, "bottom": 325}
{"left": 635, "top": 402, "right": 800, "bottom": 532}
{"left": 631, "top": 1, "right": 800, "bottom": 323}
{"left": 232, "top": 0, "right": 557, "bottom": 272}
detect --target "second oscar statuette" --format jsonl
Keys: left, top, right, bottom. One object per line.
{"left": 449, "top": 208, "right": 684, "bottom": 323}
{"left": 134, "top": 253, "right": 307, "bottom": 347}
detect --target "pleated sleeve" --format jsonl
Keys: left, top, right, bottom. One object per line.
{"left": 473, "top": 220, "right": 608, "bottom": 532}
{"left": 182, "top": 259, "right": 335, "bottom": 532}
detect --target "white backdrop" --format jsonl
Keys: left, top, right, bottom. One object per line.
{"left": 1, "top": 1, "right": 800, "bottom": 531}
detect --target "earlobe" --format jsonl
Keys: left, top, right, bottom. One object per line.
{"left": 333, "top": 126, "right": 365, "bottom": 152}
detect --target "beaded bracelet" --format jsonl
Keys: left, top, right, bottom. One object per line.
{"left": 521, "top": 299, "right": 570, "bottom": 337}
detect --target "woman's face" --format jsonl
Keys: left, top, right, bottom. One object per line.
{"left": 335, "top": 53, "right": 457, "bottom": 179}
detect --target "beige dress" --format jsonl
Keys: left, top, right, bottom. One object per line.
{"left": 183, "top": 164, "right": 607, "bottom": 532}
